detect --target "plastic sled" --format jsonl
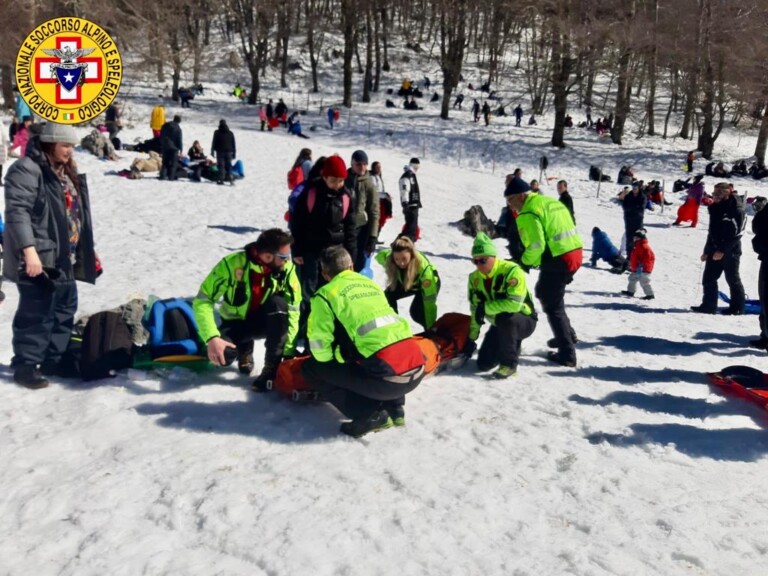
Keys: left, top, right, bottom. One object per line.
{"left": 719, "top": 291, "right": 760, "bottom": 315}
{"left": 707, "top": 366, "right": 768, "bottom": 410}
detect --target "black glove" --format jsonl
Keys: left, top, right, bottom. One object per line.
{"left": 366, "top": 236, "right": 378, "bottom": 255}
{"left": 462, "top": 339, "right": 477, "bottom": 359}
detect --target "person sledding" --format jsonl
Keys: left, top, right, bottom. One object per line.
{"left": 673, "top": 174, "right": 706, "bottom": 227}
{"left": 459, "top": 233, "right": 537, "bottom": 379}
{"left": 301, "top": 246, "right": 426, "bottom": 438}
{"left": 193, "top": 228, "right": 301, "bottom": 390}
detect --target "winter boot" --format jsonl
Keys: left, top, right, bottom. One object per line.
{"left": 641, "top": 295, "right": 655, "bottom": 300}
{"left": 547, "top": 333, "right": 579, "bottom": 348}
{"left": 386, "top": 405, "right": 406, "bottom": 427}
{"left": 547, "top": 351, "right": 577, "bottom": 368}
{"left": 690, "top": 305, "right": 717, "bottom": 314}
{"left": 749, "top": 336, "right": 768, "bottom": 350}
{"left": 237, "top": 351, "right": 254, "bottom": 374}
{"left": 13, "top": 365, "right": 49, "bottom": 389}
{"left": 340, "top": 410, "right": 393, "bottom": 438}
{"left": 251, "top": 360, "right": 279, "bottom": 392}
{"left": 621, "top": 290, "right": 635, "bottom": 297}
{"left": 491, "top": 365, "right": 517, "bottom": 379}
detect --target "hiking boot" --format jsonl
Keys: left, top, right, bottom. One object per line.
{"left": 237, "top": 351, "right": 254, "bottom": 374}
{"left": 387, "top": 406, "right": 406, "bottom": 427}
{"left": 13, "top": 365, "right": 49, "bottom": 389}
{"left": 40, "top": 358, "right": 79, "bottom": 379}
{"left": 749, "top": 336, "right": 768, "bottom": 350}
{"left": 217, "top": 180, "right": 224, "bottom": 185}
{"left": 721, "top": 308, "right": 744, "bottom": 316}
{"left": 641, "top": 295, "right": 655, "bottom": 300}
{"left": 621, "top": 290, "right": 635, "bottom": 297}
{"left": 547, "top": 351, "right": 577, "bottom": 368}
{"left": 340, "top": 410, "right": 393, "bottom": 438}
{"left": 547, "top": 334, "right": 579, "bottom": 348}
{"left": 690, "top": 305, "right": 716, "bottom": 314}
{"left": 492, "top": 365, "right": 517, "bottom": 379}
{"left": 251, "top": 365, "right": 278, "bottom": 392}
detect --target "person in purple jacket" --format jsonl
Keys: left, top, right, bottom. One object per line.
{"left": 673, "top": 174, "right": 706, "bottom": 227}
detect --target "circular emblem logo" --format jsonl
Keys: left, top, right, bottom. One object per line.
{"left": 15, "top": 17, "right": 122, "bottom": 125}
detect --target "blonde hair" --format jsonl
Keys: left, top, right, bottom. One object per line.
{"left": 386, "top": 236, "right": 421, "bottom": 292}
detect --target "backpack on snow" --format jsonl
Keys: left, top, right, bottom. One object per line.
{"left": 80, "top": 311, "right": 134, "bottom": 381}
{"left": 456, "top": 205, "right": 498, "bottom": 239}
{"left": 144, "top": 298, "right": 203, "bottom": 359}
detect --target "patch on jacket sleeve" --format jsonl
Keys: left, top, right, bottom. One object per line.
{"left": 235, "top": 268, "right": 244, "bottom": 281}
{"left": 508, "top": 277, "right": 518, "bottom": 287}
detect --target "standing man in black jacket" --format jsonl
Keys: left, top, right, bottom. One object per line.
{"left": 691, "top": 183, "right": 746, "bottom": 315}
{"left": 211, "top": 119, "right": 236, "bottom": 185}
{"left": 159, "top": 115, "right": 183, "bottom": 181}
{"left": 750, "top": 197, "right": 768, "bottom": 348}
{"left": 618, "top": 183, "right": 646, "bottom": 255}
{"left": 557, "top": 180, "right": 575, "bottom": 223}
{"left": 399, "top": 158, "right": 422, "bottom": 242}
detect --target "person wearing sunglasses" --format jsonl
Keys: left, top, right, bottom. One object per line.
{"left": 375, "top": 235, "right": 440, "bottom": 330}
{"left": 193, "top": 228, "right": 301, "bottom": 391}
{"left": 461, "top": 233, "right": 537, "bottom": 379}
{"left": 505, "top": 176, "right": 582, "bottom": 367}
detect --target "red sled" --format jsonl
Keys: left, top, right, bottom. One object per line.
{"left": 268, "top": 117, "right": 279, "bottom": 129}
{"left": 707, "top": 366, "right": 768, "bottom": 411}
{"left": 676, "top": 197, "right": 699, "bottom": 224}
{"left": 270, "top": 313, "right": 471, "bottom": 400}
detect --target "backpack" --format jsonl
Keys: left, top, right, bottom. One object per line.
{"left": 144, "top": 298, "right": 203, "bottom": 359}
{"left": 307, "top": 187, "right": 351, "bottom": 218}
{"left": 287, "top": 165, "right": 304, "bottom": 190}
{"left": 456, "top": 205, "right": 497, "bottom": 238}
{"left": 80, "top": 311, "right": 134, "bottom": 381}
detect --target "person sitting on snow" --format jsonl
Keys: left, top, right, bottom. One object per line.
{"left": 193, "top": 228, "right": 301, "bottom": 391}
{"left": 590, "top": 227, "right": 627, "bottom": 273}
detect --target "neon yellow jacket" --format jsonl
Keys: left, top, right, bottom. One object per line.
{"left": 193, "top": 251, "right": 301, "bottom": 355}
{"left": 517, "top": 193, "right": 582, "bottom": 267}
{"left": 375, "top": 249, "right": 440, "bottom": 328}
{"left": 308, "top": 270, "right": 413, "bottom": 363}
{"left": 467, "top": 258, "right": 534, "bottom": 340}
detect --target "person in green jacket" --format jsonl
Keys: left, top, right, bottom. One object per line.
{"left": 303, "top": 246, "right": 426, "bottom": 438}
{"left": 193, "top": 228, "right": 301, "bottom": 390}
{"left": 375, "top": 235, "right": 440, "bottom": 330}
{"left": 504, "top": 176, "right": 583, "bottom": 367}
{"left": 460, "top": 233, "right": 537, "bottom": 378}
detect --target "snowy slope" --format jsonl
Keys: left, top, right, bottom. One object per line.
{"left": 3, "top": 69, "right": 768, "bottom": 575}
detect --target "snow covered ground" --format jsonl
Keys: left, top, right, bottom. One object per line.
{"left": 3, "top": 59, "right": 768, "bottom": 575}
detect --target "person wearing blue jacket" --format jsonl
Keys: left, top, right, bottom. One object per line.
{"left": 590, "top": 227, "right": 627, "bottom": 273}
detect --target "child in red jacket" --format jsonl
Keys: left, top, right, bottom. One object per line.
{"left": 622, "top": 228, "right": 655, "bottom": 300}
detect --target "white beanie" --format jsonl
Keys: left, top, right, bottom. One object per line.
{"left": 40, "top": 122, "right": 79, "bottom": 145}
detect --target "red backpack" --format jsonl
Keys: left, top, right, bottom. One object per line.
{"left": 287, "top": 165, "right": 304, "bottom": 190}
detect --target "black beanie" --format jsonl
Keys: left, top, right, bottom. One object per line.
{"left": 504, "top": 176, "right": 532, "bottom": 196}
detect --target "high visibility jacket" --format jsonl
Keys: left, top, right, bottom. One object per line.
{"left": 375, "top": 249, "right": 440, "bottom": 328}
{"left": 467, "top": 258, "right": 534, "bottom": 341}
{"left": 308, "top": 270, "right": 413, "bottom": 363}
{"left": 517, "top": 193, "right": 582, "bottom": 268}
{"left": 150, "top": 106, "right": 165, "bottom": 131}
{"left": 193, "top": 248, "right": 301, "bottom": 354}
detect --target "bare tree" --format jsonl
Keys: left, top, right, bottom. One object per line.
{"left": 438, "top": 0, "right": 468, "bottom": 120}
{"left": 230, "top": 0, "right": 274, "bottom": 104}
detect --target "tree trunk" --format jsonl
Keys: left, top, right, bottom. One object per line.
{"left": 550, "top": 24, "right": 571, "bottom": 148}
{"left": 306, "top": 0, "right": 320, "bottom": 93}
{"left": 362, "top": 8, "right": 373, "bottom": 102}
{"left": 645, "top": 0, "right": 659, "bottom": 136}
{"left": 696, "top": 0, "right": 715, "bottom": 158}
{"left": 342, "top": 0, "right": 355, "bottom": 107}
{"left": 438, "top": 0, "right": 467, "bottom": 120}
{"left": 755, "top": 101, "right": 768, "bottom": 168}
{"left": 374, "top": 7, "right": 381, "bottom": 92}
{"left": 1, "top": 64, "right": 13, "bottom": 110}
{"left": 610, "top": 49, "right": 631, "bottom": 145}
{"left": 381, "top": 8, "right": 390, "bottom": 71}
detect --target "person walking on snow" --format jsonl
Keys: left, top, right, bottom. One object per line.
{"left": 399, "top": 157, "right": 422, "bottom": 242}
{"left": 211, "top": 119, "right": 236, "bottom": 185}
{"left": 514, "top": 104, "right": 524, "bottom": 127}
{"left": 621, "top": 228, "right": 655, "bottom": 300}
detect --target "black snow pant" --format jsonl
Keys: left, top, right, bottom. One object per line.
{"left": 296, "top": 252, "right": 328, "bottom": 342}
{"left": 536, "top": 259, "right": 577, "bottom": 362}
{"left": 477, "top": 312, "right": 537, "bottom": 371}
{"left": 385, "top": 287, "right": 428, "bottom": 331}
{"left": 353, "top": 226, "right": 370, "bottom": 272}
{"left": 217, "top": 152, "right": 233, "bottom": 183}
{"left": 701, "top": 247, "right": 745, "bottom": 313}
{"left": 403, "top": 207, "right": 419, "bottom": 242}
{"left": 218, "top": 294, "right": 289, "bottom": 366}
{"left": 624, "top": 215, "right": 644, "bottom": 254}
{"left": 161, "top": 149, "right": 178, "bottom": 180}
{"left": 12, "top": 278, "right": 77, "bottom": 368}
{"left": 759, "top": 260, "right": 768, "bottom": 338}
{"left": 302, "top": 357, "right": 423, "bottom": 419}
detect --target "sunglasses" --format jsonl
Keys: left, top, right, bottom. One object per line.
{"left": 273, "top": 252, "right": 291, "bottom": 261}
{"left": 472, "top": 257, "right": 489, "bottom": 265}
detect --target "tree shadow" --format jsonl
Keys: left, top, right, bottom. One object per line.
{"left": 576, "top": 335, "right": 754, "bottom": 357}
{"left": 586, "top": 423, "right": 768, "bottom": 462}
{"left": 693, "top": 331, "right": 753, "bottom": 346}
{"left": 207, "top": 224, "right": 262, "bottom": 235}
{"left": 135, "top": 395, "right": 342, "bottom": 443}
{"left": 571, "top": 390, "right": 763, "bottom": 423}
{"left": 556, "top": 365, "right": 704, "bottom": 386}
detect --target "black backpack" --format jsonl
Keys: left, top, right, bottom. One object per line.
{"left": 80, "top": 311, "right": 134, "bottom": 381}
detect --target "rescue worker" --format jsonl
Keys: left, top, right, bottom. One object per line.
{"left": 504, "top": 177, "right": 582, "bottom": 367}
{"left": 302, "top": 246, "right": 426, "bottom": 438}
{"left": 460, "top": 233, "right": 537, "bottom": 378}
{"left": 193, "top": 228, "right": 301, "bottom": 390}
{"left": 375, "top": 235, "right": 440, "bottom": 330}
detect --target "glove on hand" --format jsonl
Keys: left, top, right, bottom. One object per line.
{"left": 462, "top": 339, "right": 477, "bottom": 359}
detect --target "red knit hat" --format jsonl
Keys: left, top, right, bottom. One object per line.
{"left": 322, "top": 155, "right": 347, "bottom": 179}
